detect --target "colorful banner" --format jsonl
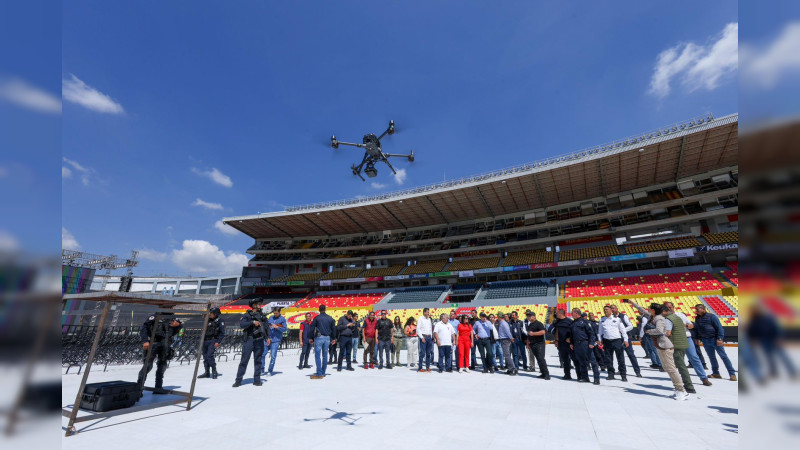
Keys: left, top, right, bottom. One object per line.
{"left": 287, "top": 281, "right": 305, "bottom": 286}
{"left": 384, "top": 275, "right": 408, "bottom": 281}
{"left": 559, "top": 235, "right": 612, "bottom": 247}
{"left": 458, "top": 270, "right": 474, "bottom": 277}
{"left": 610, "top": 253, "right": 647, "bottom": 262}
{"left": 477, "top": 267, "right": 504, "bottom": 273}
{"left": 432, "top": 271, "right": 452, "bottom": 277}
{"left": 531, "top": 262, "right": 558, "bottom": 269}
{"left": 579, "top": 257, "right": 611, "bottom": 266}
{"left": 409, "top": 274, "right": 430, "bottom": 279}
{"left": 697, "top": 243, "right": 738, "bottom": 252}
{"left": 366, "top": 277, "right": 383, "bottom": 282}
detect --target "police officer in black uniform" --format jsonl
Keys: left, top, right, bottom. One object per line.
{"left": 233, "top": 298, "right": 267, "bottom": 387}
{"left": 549, "top": 308, "right": 575, "bottom": 380}
{"left": 569, "top": 310, "right": 601, "bottom": 385}
{"left": 138, "top": 314, "right": 184, "bottom": 395}
{"left": 198, "top": 307, "right": 225, "bottom": 379}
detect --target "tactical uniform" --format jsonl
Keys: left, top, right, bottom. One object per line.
{"left": 233, "top": 301, "right": 268, "bottom": 387}
{"left": 549, "top": 316, "right": 575, "bottom": 380}
{"left": 198, "top": 308, "right": 225, "bottom": 379}
{"left": 138, "top": 315, "right": 183, "bottom": 394}
{"left": 570, "top": 316, "right": 600, "bottom": 384}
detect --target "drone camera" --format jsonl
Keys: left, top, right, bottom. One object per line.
{"left": 364, "top": 166, "right": 378, "bottom": 178}
{"left": 331, "top": 136, "right": 339, "bottom": 149}
{"left": 388, "top": 120, "right": 395, "bottom": 135}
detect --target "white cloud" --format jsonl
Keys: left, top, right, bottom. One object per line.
{"left": 0, "top": 77, "right": 62, "bottom": 114}
{"left": 648, "top": 23, "right": 738, "bottom": 98}
{"left": 741, "top": 22, "right": 800, "bottom": 90}
{"left": 62, "top": 74, "right": 124, "bottom": 114}
{"left": 171, "top": 240, "right": 248, "bottom": 275}
{"left": 214, "top": 220, "right": 240, "bottom": 236}
{"left": 62, "top": 157, "right": 94, "bottom": 186}
{"left": 370, "top": 182, "right": 387, "bottom": 189}
{"left": 0, "top": 230, "right": 20, "bottom": 252}
{"left": 393, "top": 168, "right": 407, "bottom": 185}
{"left": 192, "top": 167, "right": 233, "bottom": 188}
{"left": 192, "top": 198, "right": 224, "bottom": 211}
{"left": 62, "top": 227, "right": 80, "bottom": 250}
{"left": 137, "top": 248, "right": 168, "bottom": 262}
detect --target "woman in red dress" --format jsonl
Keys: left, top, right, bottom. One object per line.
{"left": 456, "top": 315, "right": 474, "bottom": 372}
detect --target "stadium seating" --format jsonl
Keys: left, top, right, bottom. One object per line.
{"left": 449, "top": 283, "right": 483, "bottom": 296}
{"left": 564, "top": 271, "right": 724, "bottom": 298}
{"left": 321, "top": 268, "right": 364, "bottom": 280}
{"left": 446, "top": 256, "right": 500, "bottom": 271}
{"left": 559, "top": 245, "right": 620, "bottom": 261}
{"left": 703, "top": 231, "right": 738, "bottom": 245}
{"left": 360, "top": 264, "right": 406, "bottom": 277}
{"left": 502, "top": 249, "right": 554, "bottom": 266}
{"left": 484, "top": 280, "right": 548, "bottom": 299}
{"left": 387, "top": 286, "right": 448, "bottom": 303}
{"left": 624, "top": 237, "right": 701, "bottom": 254}
{"left": 402, "top": 259, "right": 447, "bottom": 275}
{"left": 722, "top": 262, "right": 738, "bottom": 286}
{"left": 702, "top": 295, "right": 736, "bottom": 316}
{"left": 286, "top": 272, "right": 324, "bottom": 282}
{"left": 299, "top": 292, "right": 386, "bottom": 309}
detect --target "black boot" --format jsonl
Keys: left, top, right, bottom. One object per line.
{"left": 212, "top": 368, "right": 218, "bottom": 379}
{"left": 232, "top": 380, "right": 241, "bottom": 387}
{"left": 153, "top": 385, "right": 168, "bottom": 395}
{"left": 198, "top": 368, "right": 210, "bottom": 379}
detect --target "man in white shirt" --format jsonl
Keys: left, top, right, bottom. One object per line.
{"left": 434, "top": 314, "right": 456, "bottom": 373}
{"left": 599, "top": 305, "right": 629, "bottom": 381}
{"left": 417, "top": 308, "right": 434, "bottom": 373}
{"left": 610, "top": 304, "right": 642, "bottom": 377}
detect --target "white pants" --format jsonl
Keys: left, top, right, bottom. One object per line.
{"left": 407, "top": 336, "right": 419, "bottom": 367}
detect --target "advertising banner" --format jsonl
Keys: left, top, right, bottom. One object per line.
{"left": 409, "top": 274, "right": 429, "bottom": 279}
{"left": 668, "top": 248, "right": 695, "bottom": 258}
{"left": 697, "top": 243, "right": 738, "bottom": 252}
{"left": 610, "top": 253, "right": 647, "bottom": 262}
{"left": 432, "top": 271, "right": 452, "bottom": 277}
{"left": 366, "top": 277, "right": 383, "bottom": 282}
{"left": 384, "top": 275, "right": 408, "bottom": 281}
{"left": 287, "top": 281, "right": 305, "bottom": 286}
{"left": 512, "top": 265, "right": 530, "bottom": 271}
{"left": 560, "top": 235, "right": 612, "bottom": 247}
{"left": 319, "top": 280, "right": 332, "bottom": 286}
{"left": 477, "top": 267, "right": 504, "bottom": 274}
{"left": 458, "top": 270, "right": 474, "bottom": 278}
{"left": 580, "top": 257, "right": 611, "bottom": 266}
{"left": 531, "top": 262, "right": 558, "bottom": 269}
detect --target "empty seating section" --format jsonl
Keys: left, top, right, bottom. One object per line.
{"left": 722, "top": 263, "right": 738, "bottom": 286}
{"left": 559, "top": 245, "right": 620, "bottom": 261}
{"left": 321, "top": 268, "right": 364, "bottom": 280}
{"left": 502, "top": 249, "right": 553, "bottom": 266}
{"left": 360, "top": 264, "right": 405, "bottom": 277}
{"left": 300, "top": 293, "right": 386, "bottom": 309}
{"left": 564, "top": 271, "right": 724, "bottom": 298}
{"left": 388, "top": 286, "right": 448, "bottom": 303}
{"left": 402, "top": 259, "right": 447, "bottom": 275}
{"left": 446, "top": 257, "right": 500, "bottom": 271}
{"left": 723, "top": 296, "right": 739, "bottom": 314}
{"left": 702, "top": 295, "right": 735, "bottom": 316}
{"left": 286, "top": 272, "right": 323, "bottom": 282}
{"left": 624, "top": 237, "right": 701, "bottom": 254}
{"left": 450, "top": 283, "right": 482, "bottom": 295}
{"left": 703, "top": 231, "right": 738, "bottom": 245}
{"left": 566, "top": 299, "right": 639, "bottom": 324}
{"left": 268, "top": 275, "right": 289, "bottom": 282}
{"left": 485, "top": 280, "right": 548, "bottom": 299}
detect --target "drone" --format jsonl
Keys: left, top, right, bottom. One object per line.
{"left": 330, "top": 120, "right": 414, "bottom": 181}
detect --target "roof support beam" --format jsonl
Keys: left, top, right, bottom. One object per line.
{"left": 531, "top": 173, "right": 547, "bottom": 208}
{"left": 425, "top": 196, "right": 450, "bottom": 224}
{"left": 381, "top": 203, "right": 408, "bottom": 229}
{"left": 597, "top": 160, "right": 607, "bottom": 197}
{"left": 675, "top": 135, "right": 687, "bottom": 181}
{"left": 474, "top": 186, "right": 495, "bottom": 217}
{"left": 262, "top": 218, "right": 293, "bottom": 238}
{"left": 301, "top": 214, "right": 331, "bottom": 236}
{"left": 340, "top": 209, "right": 369, "bottom": 234}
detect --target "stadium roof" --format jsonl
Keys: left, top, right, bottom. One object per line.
{"left": 225, "top": 113, "right": 738, "bottom": 239}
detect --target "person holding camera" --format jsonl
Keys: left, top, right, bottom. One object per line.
{"left": 233, "top": 298, "right": 268, "bottom": 387}
{"left": 137, "top": 314, "right": 183, "bottom": 395}
{"left": 198, "top": 307, "right": 225, "bottom": 380}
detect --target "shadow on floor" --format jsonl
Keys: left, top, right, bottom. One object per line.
{"left": 303, "top": 408, "right": 379, "bottom": 426}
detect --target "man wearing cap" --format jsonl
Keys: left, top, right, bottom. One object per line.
{"left": 376, "top": 311, "right": 394, "bottom": 369}
{"left": 233, "top": 298, "right": 268, "bottom": 387}
{"left": 549, "top": 308, "right": 575, "bottom": 380}
{"left": 336, "top": 310, "right": 357, "bottom": 372}
{"left": 569, "top": 309, "right": 600, "bottom": 385}
{"left": 138, "top": 314, "right": 184, "bottom": 395}
{"left": 262, "top": 306, "right": 287, "bottom": 376}
{"left": 525, "top": 311, "right": 549, "bottom": 380}
{"left": 509, "top": 311, "right": 528, "bottom": 372}
{"left": 198, "top": 308, "right": 225, "bottom": 380}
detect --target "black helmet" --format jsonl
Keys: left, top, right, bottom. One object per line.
{"left": 248, "top": 298, "right": 263, "bottom": 307}
{"left": 210, "top": 307, "right": 221, "bottom": 316}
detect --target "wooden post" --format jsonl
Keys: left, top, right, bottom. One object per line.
{"left": 65, "top": 301, "right": 111, "bottom": 437}
{"left": 186, "top": 310, "right": 209, "bottom": 410}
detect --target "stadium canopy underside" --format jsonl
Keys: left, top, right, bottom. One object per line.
{"left": 225, "top": 114, "right": 737, "bottom": 239}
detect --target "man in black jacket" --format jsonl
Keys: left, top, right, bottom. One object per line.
{"left": 509, "top": 311, "right": 528, "bottom": 372}
{"left": 198, "top": 308, "right": 225, "bottom": 379}
{"left": 336, "top": 310, "right": 357, "bottom": 372}
{"left": 138, "top": 314, "right": 183, "bottom": 394}
{"left": 549, "top": 308, "right": 575, "bottom": 380}
{"left": 233, "top": 299, "right": 267, "bottom": 387}
{"left": 525, "top": 311, "right": 549, "bottom": 380}
{"left": 298, "top": 312, "right": 314, "bottom": 370}
{"left": 376, "top": 311, "right": 394, "bottom": 369}
{"left": 310, "top": 304, "right": 336, "bottom": 379}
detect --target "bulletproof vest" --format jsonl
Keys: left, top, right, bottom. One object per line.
{"left": 205, "top": 317, "right": 221, "bottom": 339}
{"left": 245, "top": 310, "right": 267, "bottom": 338}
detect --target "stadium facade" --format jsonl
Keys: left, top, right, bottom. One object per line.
{"left": 220, "top": 114, "right": 738, "bottom": 333}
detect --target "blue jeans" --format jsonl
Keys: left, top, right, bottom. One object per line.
{"left": 761, "top": 339, "right": 796, "bottom": 378}
{"left": 493, "top": 341, "right": 505, "bottom": 367}
{"left": 377, "top": 340, "right": 392, "bottom": 366}
{"left": 684, "top": 338, "right": 707, "bottom": 379}
{"left": 437, "top": 345, "right": 452, "bottom": 371}
{"left": 351, "top": 337, "right": 359, "bottom": 362}
{"left": 512, "top": 340, "right": 527, "bottom": 369}
{"left": 641, "top": 336, "right": 661, "bottom": 366}
{"left": 701, "top": 338, "right": 736, "bottom": 376}
{"left": 314, "top": 336, "right": 331, "bottom": 376}
{"left": 419, "top": 335, "right": 434, "bottom": 369}
{"left": 262, "top": 340, "right": 280, "bottom": 374}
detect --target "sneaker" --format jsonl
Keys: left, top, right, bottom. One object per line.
{"left": 464, "top": 368, "right": 470, "bottom": 373}
{"left": 310, "top": 375, "right": 323, "bottom": 380}
{"left": 702, "top": 378, "right": 713, "bottom": 386}
{"left": 730, "top": 375, "right": 738, "bottom": 381}
{"left": 675, "top": 391, "right": 689, "bottom": 401}
{"left": 364, "top": 364, "right": 369, "bottom": 370}
{"left": 370, "top": 363, "right": 375, "bottom": 369}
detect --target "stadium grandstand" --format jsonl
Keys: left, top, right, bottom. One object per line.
{"left": 221, "top": 113, "right": 738, "bottom": 339}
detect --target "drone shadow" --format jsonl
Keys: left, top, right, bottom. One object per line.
{"left": 303, "top": 408, "right": 379, "bottom": 426}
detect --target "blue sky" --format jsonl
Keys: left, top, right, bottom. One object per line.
{"left": 7, "top": 1, "right": 762, "bottom": 276}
